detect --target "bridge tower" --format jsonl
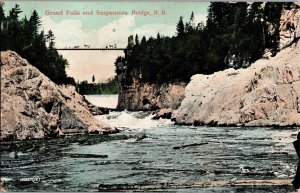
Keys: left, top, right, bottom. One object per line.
{"left": 128, "top": 35, "right": 134, "bottom": 47}
{"left": 125, "top": 35, "right": 134, "bottom": 59}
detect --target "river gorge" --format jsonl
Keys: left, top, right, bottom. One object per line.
{"left": 1, "top": 5, "right": 300, "bottom": 192}
{"left": 0, "top": 95, "right": 298, "bottom": 192}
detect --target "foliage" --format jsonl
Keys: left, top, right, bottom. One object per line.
{"left": 121, "top": 2, "right": 294, "bottom": 84}
{"left": 176, "top": 16, "right": 185, "bottom": 37}
{"left": 0, "top": 3, "right": 75, "bottom": 85}
{"left": 77, "top": 76, "right": 119, "bottom": 95}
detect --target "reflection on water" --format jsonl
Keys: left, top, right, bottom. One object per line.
{"left": 84, "top": 94, "right": 118, "bottom": 109}
{"left": 0, "top": 95, "right": 299, "bottom": 192}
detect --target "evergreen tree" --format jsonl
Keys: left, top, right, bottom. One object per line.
{"left": 0, "top": 2, "right": 8, "bottom": 50}
{"left": 46, "top": 30, "right": 55, "bottom": 47}
{"left": 121, "top": 2, "right": 291, "bottom": 84}
{"left": 176, "top": 16, "right": 185, "bottom": 37}
{"left": 157, "top": 32, "right": 161, "bottom": 39}
{"left": 186, "top": 11, "right": 195, "bottom": 34}
{"left": 9, "top": 4, "right": 22, "bottom": 20}
{"left": 0, "top": 2, "right": 5, "bottom": 30}
{"left": 1, "top": 4, "right": 75, "bottom": 85}
{"left": 141, "top": 36, "right": 146, "bottom": 45}
{"left": 135, "top": 34, "right": 139, "bottom": 45}
{"left": 190, "top": 11, "right": 195, "bottom": 27}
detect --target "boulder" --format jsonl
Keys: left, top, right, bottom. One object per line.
{"left": 1, "top": 51, "right": 117, "bottom": 140}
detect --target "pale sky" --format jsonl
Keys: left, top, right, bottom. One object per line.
{"left": 4, "top": 1, "right": 209, "bottom": 83}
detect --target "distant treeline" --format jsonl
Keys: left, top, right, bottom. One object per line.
{"left": 0, "top": 3, "right": 75, "bottom": 85}
{"left": 121, "top": 2, "right": 295, "bottom": 84}
{"left": 77, "top": 76, "right": 118, "bottom": 95}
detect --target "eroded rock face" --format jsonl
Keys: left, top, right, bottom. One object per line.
{"left": 174, "top": 44, "right": 300, "bottom": 126}
{"left": 117, "top": 78, "right": 186, "bottom": 112}
{"left": 280, "top": 8, "right": 300, "bottom": 49}
{"left": 1, "top": 51, "right": 117, "bottom": 140}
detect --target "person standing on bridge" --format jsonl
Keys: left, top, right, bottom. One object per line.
{"left": 293, "top": 132, "right": 300, "bottom": 190}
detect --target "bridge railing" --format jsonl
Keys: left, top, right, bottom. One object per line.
{"left": 56, "top": 48, "right": 127, "bottom": 51}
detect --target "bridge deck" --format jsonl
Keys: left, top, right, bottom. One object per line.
{"left": 56, "top": 48, "right": 127, "bottom": 51}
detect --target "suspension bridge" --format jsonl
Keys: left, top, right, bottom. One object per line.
{"left": 56, "top": 48, "right": 127, "bottom": 51}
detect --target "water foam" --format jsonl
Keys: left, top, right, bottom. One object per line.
{"left": 96, "top": 111, "right": 173, "bottom": 130}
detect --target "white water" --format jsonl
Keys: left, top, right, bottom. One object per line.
{"left": 85, "top": 94, "right": 172, "bottom": 130}
{"left": 96, "top": 111, "right": 173, "bottom": 130}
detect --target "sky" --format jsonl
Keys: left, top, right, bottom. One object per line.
{"left": 4, "top": 1, "right": 209, "bottom": 83}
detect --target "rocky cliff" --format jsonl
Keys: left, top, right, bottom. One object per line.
{"left": 174, "top": 42, "right": 300, "bottom": 126}
{"left": 1, "top": 51, "right": 117, "bottom": 140}
{"left": 174, "top": 7, "right": 300, "bottom": 126}
{"left": 117, "top": 75, "right": 186, "bottom": 112}
{"left": 279, "top": 8, "right": 300, "bottom": 49}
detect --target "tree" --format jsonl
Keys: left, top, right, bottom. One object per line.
{"left": 1, "top": 4, "right": 75, "bottom": 85}
{"left": 176, "top": 16, "right": 185, "bottom": 37}
{"left": 186, "top": 11, "right": 195, "bottom": 34}
{"left": 9, "top": 4, "right": 22, "bottom": 20}
{"left": 120, "top": 2, "right": 291, "bottom": 84}
{"left": 135, "top": 34, "right": 139, "bottom": 45}
{"left": 7, "top": 4, "right": 22, "bottom": 50}
{"left": 29, "top": 10, "right": 40, "bottom": 36}
{"left": 0, "top": 2, "right": 5, "bottom": 30}
{"left": 92, "top": 75, "right": 95, "bottom": 83}
{"left": 141, "top": 36, "right": 146, "bottom": 45}
{"left": 190, "top": 11, "right": 195, "bottom": 27}
{"left": 157, "top": 32, "right": 161, "bottom": 39}
{"left": 0, "top": 2, "right": 8, "bottom": 50}
{"left": 46, "top": 30, "right": 55, "bottom": 47}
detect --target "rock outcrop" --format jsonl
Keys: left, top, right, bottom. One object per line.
{"left": 279, "top": 8, "right": 300, "bottom": 49}
{"left": 174, "top": 6, "right": 300, "bottom": 126}
{"left": 1, "top": 51, "right": 117, "bottom": 140}
{"left": 174, "top": 43, "right": 300, "bottom": 126}
{"left": 117, "top": 76, "right": 186, "bottom": 112}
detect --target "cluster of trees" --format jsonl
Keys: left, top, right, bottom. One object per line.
{"left": 0, "top": 3, "right": 75, "bottom": 85}
{"left": 77, "top": 76, "right": 118, "bottom": 95}
{"left": 122, "top": 2, "right": 294, "bottom": 83}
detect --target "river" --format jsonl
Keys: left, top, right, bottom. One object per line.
{"left": 0, "top": 95, "right": 299, "bottom": 192}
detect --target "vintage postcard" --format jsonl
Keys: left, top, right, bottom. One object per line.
{"left": 0, "top": 0, "right": 300, "bottom": 192}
